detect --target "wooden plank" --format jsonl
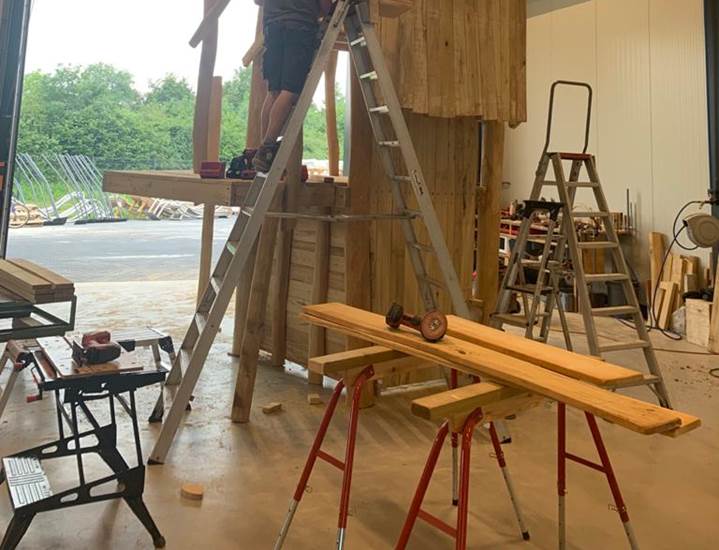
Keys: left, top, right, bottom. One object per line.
{"left": 309, "top": 346, "right": 407, "bottom": 375}
{"left": 476, "top": 121, "right": 505, "bottom": 322}
{"left": 411, "top": 382, "right": 524, "bottom": 421}
{"left": 301, "top": 303, "right": 692, "bottom": 436}
{"left": 658, "top": 281, "right": 678, "bottom": 330}
{"left": 446, "top": 315, "right": 643, "bottom": 387}
{"left": 6, "top": 259, "right": 72, "bottom": 289}
{"left": 649, "top": 232, "right": 666, "bottom": 311}
{"left": 0, "top": 259, "right": 52, "bottom": 292}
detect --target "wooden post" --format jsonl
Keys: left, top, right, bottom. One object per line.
{"left": 193, "top": 0, "right": 221, "bottom": 304}
{"left": 308, "top": 207, "right": 331, "bottom": 386}
{"left": 325, "top": 50, "right": 340, "bottom": 177}
{"left": 345, "top": 70, "right": 376, "bottom": 407}
{"left": 197, "top": 77, "right": 222, "bottom": 304}
{"left": 231, "top": 190, "right": 283, "bottom": 423}
{"left": 272, "top": 136, "right": 303, "bottom": 368}
{"left": 476, "top": 121, "right": 505, "bottom": 324}
{"left": 232, "top": 6, "right": 267, "bottom": 356}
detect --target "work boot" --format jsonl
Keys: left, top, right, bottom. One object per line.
{"left": 252, "top": 142, "right": 280, "bottom": 173}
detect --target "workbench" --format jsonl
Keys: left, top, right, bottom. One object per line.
{"left": 0, "top": 337, "right": 167, "bottom": 549}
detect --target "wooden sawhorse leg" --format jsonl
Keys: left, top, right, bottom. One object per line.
{"left": 275, "top": 365, "right": 375, "bottom": 550}
{"left": 557, "top": 402, "right": 639, "bottom": 549}
{"left": 396, "top": 409, "right": 529, "bottom": 549}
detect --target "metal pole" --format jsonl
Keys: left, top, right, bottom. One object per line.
{"left": 0, "top": 0, "right": 33, "bottom": 256}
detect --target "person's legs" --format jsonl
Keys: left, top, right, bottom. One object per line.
{"left": 260, "top": 91, "right": 280, "bottom": 141}
{"left": 263, "top": 90, "right": 298, "bottom": 145}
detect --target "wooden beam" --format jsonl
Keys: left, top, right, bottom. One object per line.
{"left": 309, "top": 346, "right": 407, "bottom": 375}
{"left": 189, "top": 0, "right": 232, "bottom": 48}
{"left": 231, "top": 196, "right": 283, "bottom": 423}
{"left": 325, "top": 50, "right": 340, "bottom": 177}
{"left": 345, "top": 67, "right": 375, "bottom": 407}
{"left": 308, "top": 207, "right": 331, "bottom": 386}
{"left": 476, "top": 121, "right": 505, "bottom": 323}
{"left": 197, "top": 76, "right": 223, "bottom": 305}
{"left": 301, "top": 303, "right": 699, "bottom": 436}
{"left": 192, "top": 0, "right": 220, "bottom": 173}
{"left": 272, "top": 137, "right": 303, "bottom": 368}
{"left": 411, "top": 382, "right": 525, "bottom": 422}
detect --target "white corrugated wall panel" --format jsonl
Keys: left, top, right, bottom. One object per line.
{"left": 504, "top": 0, "right": 711, "bottom": 278}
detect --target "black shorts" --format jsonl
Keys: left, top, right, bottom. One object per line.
{"left": 263, "top": 22, "right": 317, "bottom": 94}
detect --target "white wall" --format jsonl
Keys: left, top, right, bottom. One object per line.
{"left": 504, "top": 0, "right": 711, "bottom": 278}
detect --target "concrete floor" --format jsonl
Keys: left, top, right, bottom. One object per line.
{"left": 1, "top": 280, "right": 717, "bottom": 549}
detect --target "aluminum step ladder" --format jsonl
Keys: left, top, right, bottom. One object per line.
{"left": 493, "top": 200, "right": 574, "bottom": 350}
{"left": 149, "top": 0, "right": 473, "bottom": 464}
{"left": 495, "top": 80, "right": 671, "bottom": 408}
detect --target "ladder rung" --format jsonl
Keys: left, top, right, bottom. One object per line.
{"left": 350, "top": 36, "right": 366, "bottom": 47}
{"left": 360, "top": 70, "right": 378, "bottom": 80}
{"left": 210, "top": 276, "right": 222, "bottom": 293}
{"left": 403, "top": 209, "right": 423, "bottom": 218}
{"left": 567, "top": 181, "right": 599, "bottom": 188}
{"left": 392, "top": 175, "right": 412, "bottom": 183}
{"left": 591, "top": 305, "right": 638, "bottom": 317}
{"left": 379, "top": 140, "right": 401, "bottom": 148}
{"left": 572, "top": 211, "right": 610, "bottom": 218}
{"left": 577, "top": 241, "right": 618, "bottom": 250}
{"left": 599, "top": 340, "right": 650, "bottom": 353}
{"left": 507, "top": 285, "right": 553, "bottom": 296}
{"left": 195, "top": 313, "right": 208, "bottom": 332}
{"left": 610, "top": 373, "right": 661, "bottom": 390}
{"left": 584, "top": 273, "right": 629, "bottom": 283}
{"left": 226, "top": 241, "right": 239, "bottom": 255}
{"left": 492, "top": 312, "right": 549, "bottom": 328}
{"left": 369, "top": 105, "right": 390, "bottom": 114}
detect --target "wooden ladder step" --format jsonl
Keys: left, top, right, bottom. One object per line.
{"left": 492, "top": 312, "right": 548, "bottom": 327}
{"left": 572, "top": 211, "right": 610, "bottom": 218}
{"left": 507, "top": 284, "right": 553, "bottom": 296}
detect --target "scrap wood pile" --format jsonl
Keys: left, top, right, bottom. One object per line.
{"left": 121, "top": 195, "right": 234, "bottom": 221}
{"left": 302, "top": 303, "right": 700, "bottom": 437}
{"left": 649, "top": 232, "right": 707, "bottom": 332}
{"left": 0, "top": 259, "right": 74, "bottom": 304}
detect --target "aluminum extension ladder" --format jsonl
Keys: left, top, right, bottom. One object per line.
{"left": 494, "top": 200, "right": 574, "bottom": 350}
{"left": 149, "top": 0, "right": 473, "bottom": 464}
{"left": 494, "top": 80, "right": 671, "bottom": 409}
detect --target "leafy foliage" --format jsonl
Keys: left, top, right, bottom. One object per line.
{"left": 18, "top": 63, "right": 345, "bottom": 170}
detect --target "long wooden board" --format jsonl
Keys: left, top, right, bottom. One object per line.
{"left": 301, "top": 304, "right": 698, "bottom": 436}
{"left": 0, "top": 259, "right": 74, "bottom": 303}
{"left": 446, "top": 316, "right": 642, "bottom": 387}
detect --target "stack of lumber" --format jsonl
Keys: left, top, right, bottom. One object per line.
{"left": 302, "top": 303, "right": 700, "bottom": 437}
{"left": 0, "top": 259, "right": 74, "bottom": 304}
{"left": 648, "top": 232, "right": 703, "bottom": 330}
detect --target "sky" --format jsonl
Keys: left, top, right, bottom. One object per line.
{"left": 24, "top": 0, "right": 348, "bottom": 100}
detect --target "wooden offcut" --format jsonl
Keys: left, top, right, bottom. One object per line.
{"left": 301, "top": 303, "right": 699, "bottom": 436}
{"left": 686, "top": 299, "right": 713, "bottom": 348}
